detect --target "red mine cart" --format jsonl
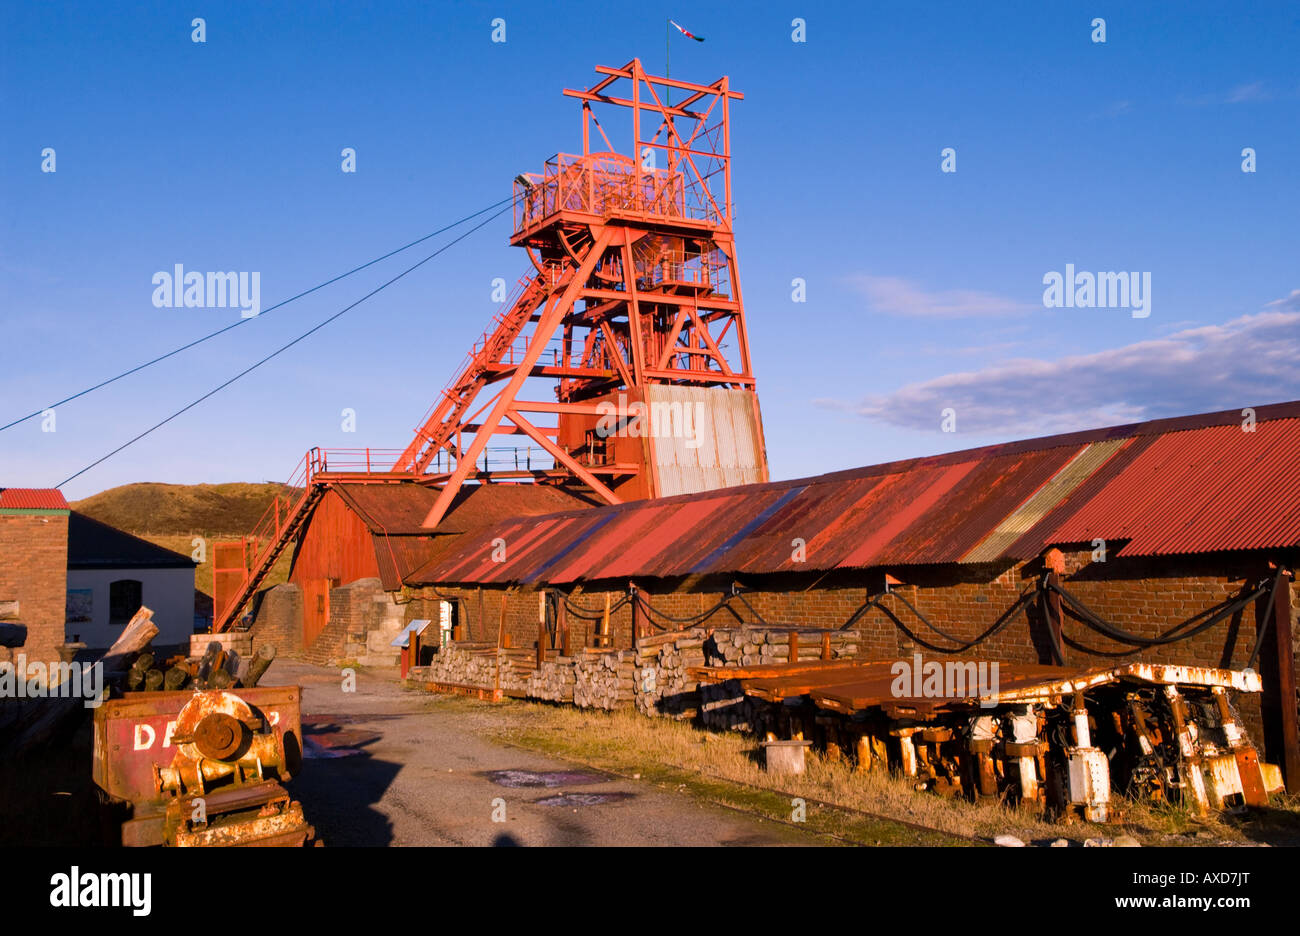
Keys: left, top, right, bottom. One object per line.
{"left": 92, "top": 686, "right": 316, "bottom": 846}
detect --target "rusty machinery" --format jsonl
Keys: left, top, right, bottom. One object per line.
{"left": 744, "top": 663, "right": 1280, "bottom": 823}
{"left": 92, "top": 683, "right": 315, "bottom": 847}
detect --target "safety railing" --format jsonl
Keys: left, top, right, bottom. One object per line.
{"left": 313, "top": 448, "right": 408, "bottom": 474}
{"left": 513, "top": 153, "right": 719, "bottom": 233}
{"left": 213, "top": 447, "right": 409, "bottom": 629}
{"left": 424, "top": 446, "right": 559, "bottom": 476}
{"left": 643, "top": 248, "right": 729, "bottom": 294}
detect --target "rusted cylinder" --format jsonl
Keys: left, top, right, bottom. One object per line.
{"left": 194, "top": 712, "right": 246, "bottom": 761}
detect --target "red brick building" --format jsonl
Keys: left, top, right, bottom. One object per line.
{"left": 1, "top": 489, "right": 197, "bottom": 665}
{"left": 0, "top": 488, "right": 71, "bottom": 665}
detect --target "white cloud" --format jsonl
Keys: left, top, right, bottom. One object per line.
{"left": 847, "top": 274, "right": 1033, "bottom": 318}
{"left": 1091, "top": 100, "right": 1132, "bottom": 119}
{"left": 824, "top": 296, "right": 1300, "bottom": 436}
{"left": 1227, "top": 81, "right": 1269, "bottom": 103}
{"left": 1265, "top": 288, "right": 1300, "bottom": 312}
{"left": 1180, "top": 81, "right": 1278, "bottom": 107}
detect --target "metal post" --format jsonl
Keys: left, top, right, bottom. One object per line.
{"left": 537, "top": 591, "right": 546, "bottom": 667}
{"left": 665, "top": 20, "right": 670, "bottom": 106}
{"left": 629, "top": 583, "right": 639, "bottom": 646}
{"left": 1271, "top": 569, "right": 1299, "bottom": 792}
{"left": 1047, "top": 570, "right": 1065, "bottom": 664}
{"left": 560, "top": 598, "right": 570, "bottom": 656}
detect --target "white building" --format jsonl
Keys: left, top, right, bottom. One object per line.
{"left": 65, "top": 512, "right": 196, "bottom": 653}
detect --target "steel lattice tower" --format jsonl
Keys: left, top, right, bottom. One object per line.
{"left": 394, "top": 59, "right": 768, "bottom": 528}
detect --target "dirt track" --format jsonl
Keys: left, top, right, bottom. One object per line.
{"left": 278, "top": 659, "right": 816, "bottom": 846}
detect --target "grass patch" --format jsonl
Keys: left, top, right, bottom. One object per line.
{"left": 425, "top": 694, "right": 1300, "bottom": 847}
{"left": 72, "top": 481, "right": 295, "bottom": 603}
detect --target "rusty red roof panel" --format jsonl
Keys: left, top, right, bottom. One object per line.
{"left": 430, "top": 514, "right": 569, "bottom": 584}
{"left": 545, "top": 504, "right": 677, "bottom": 582}
{"left": 334, "top": 481, "right": 593, "bottom": 536}
{"left": 876, "top": 446, "right": 1082, "bottom": 565}
{"left": 727, "top": 475, "right": 890, "bottom": 573}
{"left": 371, "top": 535, "right": 447, "bottom": 591}
{"left": 1047, "top": 417, "right": 1300, "bottom": 556}
{"left": 332, "top": 483, "right": 440, "bottom": 534}
{"left": 0, "top": 488, "right": 69, "bottom": 510}
{"left": 1005, "top": 435, "right": 1151, "bottom": 558}
{"left": 411, "top": 401, "right": 1300, "bottom": 585}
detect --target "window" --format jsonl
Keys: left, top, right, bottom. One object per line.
{"left": 109, "top": 579, "right": 143, "bottom": 626}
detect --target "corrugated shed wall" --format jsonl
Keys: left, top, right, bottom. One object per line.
{"left": 290, "top": 489, "right": 381, "bottom": 646}
{"left": 645, "top": 385, "right": 767, "bottom": 496}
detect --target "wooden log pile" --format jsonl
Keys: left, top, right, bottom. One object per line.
{"left": 635, "top": 627, "right": 861, "bottom": 723}
{"left": 413, "top": 644, "right": 521, "bottom": 691}
{"left": 709, "top": 627, "right": 860, "bottom": 667}
{"left": 572, "top": 650, "right": 635, "bottom": 710}
{"left": 406, "top": 627, "right": 858, "bottom": 728}
{"left": 526, "top": 659, "right": 576, "bottom": 703}
{"left": 698, "top": 679, "right": 773, "bottom": 733}
{"left": 634, "top": 629, "right": 706, "bottom": 718}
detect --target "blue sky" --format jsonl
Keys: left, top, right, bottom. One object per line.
{"left": 2, "top": 1, "right": 1297, "bottom": 500}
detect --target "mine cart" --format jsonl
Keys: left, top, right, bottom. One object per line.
{"left": 92, "top": 686, "right": 316, "bottom": 846}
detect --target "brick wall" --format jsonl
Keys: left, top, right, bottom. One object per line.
{"left": 326, "top": 577, "right": 400, "bottom": 661}
{"left": 247, "top": 583, "right": 304, "bottom": 657}
{"left": 0, "top": 512, "right": 69, "bottom": 666}
{"left": 410, "top": 547, "right": 1299, "bottom": 752}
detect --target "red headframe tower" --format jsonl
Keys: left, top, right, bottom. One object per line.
{"left": 213, "top": 61, "right": 766, "bottom": 632}
{"left": 394, "top": 59, "right": 768, "bottom": 527}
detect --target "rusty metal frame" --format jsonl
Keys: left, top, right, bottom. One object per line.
{"left": 212, "top": 61, "right": 762, "bottom": 631}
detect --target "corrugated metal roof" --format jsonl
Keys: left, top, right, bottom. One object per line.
{"left": 335, "top": 482, "right": 599, "bottom": 588}
{"left": 334, "top": 481, "right": 594, "bottom": 535}
{"left": 646, "top": 385, "right": 766, "bottom": 496}
{"left": 1047, "top": 417, "right": 1300, "bottom": 556}
{"left": 0, "top": 488, "right": 69, "bottom": 511}
{"left": 372, "top": 535, "right": 443, "bottom": 591}
{"left": 410, "top": 401, "right": 1300, "bottom": 586}
{"left": 962, "top": 440, "right": 1128, "bottom": 563}
{"left": 1004, "top": 434, "right": 1159, "bottom": 559}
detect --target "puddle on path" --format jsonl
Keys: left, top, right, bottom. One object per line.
{"left": 483, "top": 769, "right": 609, "bottom": 788}
{"left": 534, "top": 792, "right": 636, "bottom": 807}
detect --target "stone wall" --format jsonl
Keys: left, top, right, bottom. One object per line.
{"left": 328, "top": 578, "right": 403, "bottom": 667}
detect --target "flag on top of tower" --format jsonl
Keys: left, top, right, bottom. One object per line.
{"left": 670, "top": 20, "right": 705, "bottom": 42}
